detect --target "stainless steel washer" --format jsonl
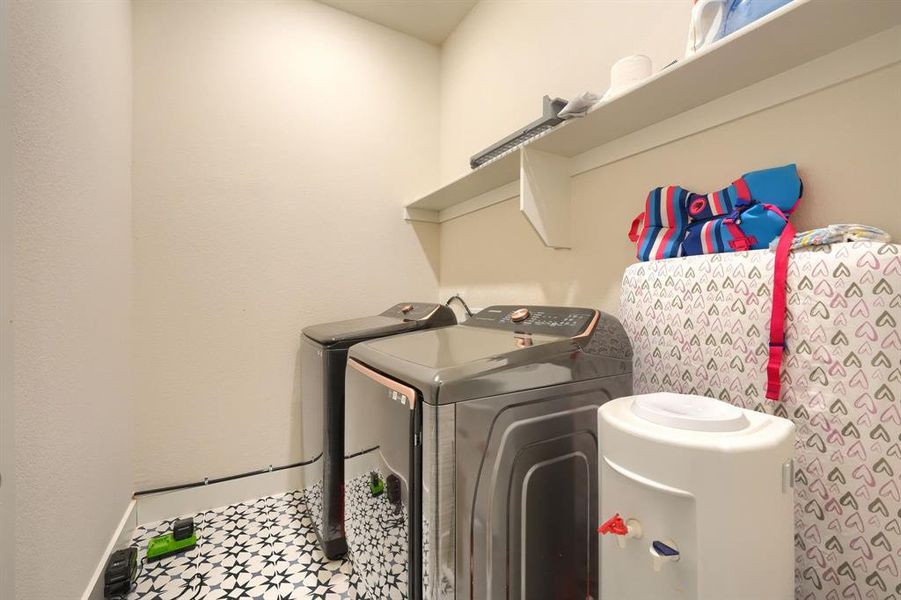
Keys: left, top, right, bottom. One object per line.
{"left": 300, "top": 302, "right": 455, "bottom": 558}
{"left": 342, "top": 305, "right": 632, "bottom": 599}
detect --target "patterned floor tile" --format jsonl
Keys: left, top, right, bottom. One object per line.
{"left": 126, "top": 490, "right": 365, "bottom": 599}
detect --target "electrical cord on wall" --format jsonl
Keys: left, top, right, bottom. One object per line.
{"left": 344, "top": 445, "right": 379, "bottom": 460}
{"left": 445, "top": 293, "right": 474, "bottom": 317}
{"left": 133, "top": 453, "right": 322, "bottom": 497}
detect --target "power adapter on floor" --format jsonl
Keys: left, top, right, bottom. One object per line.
{"left": 103, "top": 546, "right": 137, "bottom": 598}
{"left": 146, "top": 517, "right": 197, "bottom": 562}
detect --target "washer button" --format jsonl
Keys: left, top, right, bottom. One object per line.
{"left": 511, "top": 308, "right": 530, "bottom": 323}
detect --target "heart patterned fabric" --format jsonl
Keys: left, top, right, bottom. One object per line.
{"left": 620, "top": 241, "right": 901, "bottom": 600}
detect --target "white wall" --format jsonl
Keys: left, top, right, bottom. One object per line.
{"left": 132, "top": 0, "right": 441, "bottom": 489}
{"left": 439, "top": 0, "right": 690, "bottom": 182}
{"left": 437, "top": 2, "right": 901, "bottom": 315}
{"left": 9, "top": 1, "right": 134, "bottom": 597}
{"left": 1, "top": 0, "right": 15, "bottom": 595}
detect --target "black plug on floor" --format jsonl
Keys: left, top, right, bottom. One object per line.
{"left": 173, "top": 517, "right": 194, "bottom": 541}
{"left": 103, "top": 546, "right": 137, "bottom": 598}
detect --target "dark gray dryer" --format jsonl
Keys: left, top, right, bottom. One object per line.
{"left": 342, "top": 305, "right": 633, "bottom": 600}
{"left": 299, "top": 302, "right": 455, "bottom": 559}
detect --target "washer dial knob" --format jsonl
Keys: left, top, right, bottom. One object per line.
{"left": 511, "top": 308, "right": 530, "bottom": 323}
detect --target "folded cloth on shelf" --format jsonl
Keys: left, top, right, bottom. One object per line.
{"left": 557, "top": 91, "right": 601, "bottom": 119}
{"left": 771, "top": 223, "right": 892, "bottom": 250}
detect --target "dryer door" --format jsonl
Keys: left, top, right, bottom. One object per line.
{"left": 344, "top": 359, "right": 422, "bottom": 600}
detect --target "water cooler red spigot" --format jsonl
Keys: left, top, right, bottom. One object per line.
{"left": 598, "top": 513, "right": 642, "bottom": 548}
{"left": 598, "top": 513, "right": 628, "bottom": 536}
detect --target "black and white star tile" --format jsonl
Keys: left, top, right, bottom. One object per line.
{"left": 127, "top": 490, "right": 366, "bottom": 599}
{"left": 343, "top": 473, "right": 408, "bottom": 600}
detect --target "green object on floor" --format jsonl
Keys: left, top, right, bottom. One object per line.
{"left": 146, "top": 532, "right": 197, "bottom": 562}
{"left": 369, "top": 472, "right": 384, "bottom": 497}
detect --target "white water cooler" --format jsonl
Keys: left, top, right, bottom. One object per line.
{"left": 598, "top": 393, "right": 795, "bottom": 600}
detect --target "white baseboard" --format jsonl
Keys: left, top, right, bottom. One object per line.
{"left": 81, "top": 499, "right": 137, "bottom": 600}
{"left": 134, "top": 461, "right": 317, "bottom": 525}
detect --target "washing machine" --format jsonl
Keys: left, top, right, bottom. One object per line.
{"left": 598, "top": 393, "right": 795, "bottom": 600}
{"left": 341, "top": 305, "right": 633, "bottom": 599}
{"left": 300, "top": 302, "right": 456, "bottom": 558}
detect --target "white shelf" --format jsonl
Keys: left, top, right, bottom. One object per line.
{"left": 531, "top": 0, "right": 901, "bottom": 158}
{"left": 403, "top": 0, "right": 901, "bottom": 246}
{"left": 403, "top": 150, "right": 520, "bottom": 217}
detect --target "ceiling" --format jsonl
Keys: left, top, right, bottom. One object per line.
{"left": 317, "top": 0, "right": 478, "bottom": 45}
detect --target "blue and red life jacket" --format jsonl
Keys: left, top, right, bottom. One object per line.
{"left": 629, "top": 163, "right": 802, "bottom": 261}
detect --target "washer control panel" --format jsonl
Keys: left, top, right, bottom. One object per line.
{"left": 464, "top": 305, "right": 597, "bottom": 337}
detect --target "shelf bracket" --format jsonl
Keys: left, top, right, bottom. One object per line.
{"left": 520, "top": 147, "right": 571, "bottom": 249}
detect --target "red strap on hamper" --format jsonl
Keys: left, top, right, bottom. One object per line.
{"left": 765, "top": 220, "right": 796, "bottom": 400}
{"left": 628, "top": 212, "right": 644, "bottom": 243}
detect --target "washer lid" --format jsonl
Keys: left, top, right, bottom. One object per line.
{"left": 631, "top": 393, "right": 749, "bottom": 432}
{"left": 301, "top": 303, "right": 455, "bottom": 347}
